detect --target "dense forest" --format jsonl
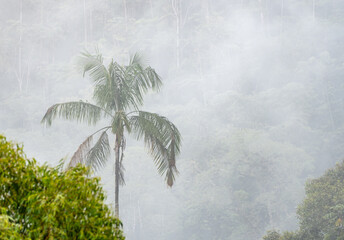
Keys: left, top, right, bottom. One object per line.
{"left": 1, "top": 0, "right": 344, "bottom": 239}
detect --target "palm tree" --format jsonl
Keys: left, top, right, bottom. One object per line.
{"left": 41, "top": 51, "right": 181, "bottom": 216}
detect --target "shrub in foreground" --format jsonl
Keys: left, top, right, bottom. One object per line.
{"left": 0, "top": 135, "right": 125, "bottom": 239}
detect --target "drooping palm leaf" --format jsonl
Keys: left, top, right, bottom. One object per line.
{"left": 67, "top": 135, "right": 93, "bottom": 169}
{"left": 86, "top": 130, "right": 111, "bottom": 172}
{"left": 41, "top": 101, "right": 108, "bottom": 126}
{"left": 77, "top": 51, "right": 109, "bottom": 85}
{"left": 129, "top": 111, "right": 181, "bottom": 186}
{"left": 129, "top": 52, "right": 147, "bottom": 66}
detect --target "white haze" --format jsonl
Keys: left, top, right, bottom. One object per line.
{"left": 1, "top": 0, "right": 344, "bottom": 239}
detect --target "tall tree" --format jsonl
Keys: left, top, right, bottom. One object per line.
{"left": 41, "top": 51, "right": 181, "bottom": 216}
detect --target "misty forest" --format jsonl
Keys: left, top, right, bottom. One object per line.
{"left": 1, "top": 0, "right": 344, "bottom": 239}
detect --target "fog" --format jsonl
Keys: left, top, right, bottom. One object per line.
{"left": 1, "top": 0, "right": 344, "bottom": 239}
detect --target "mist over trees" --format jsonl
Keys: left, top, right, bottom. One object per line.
{"left": 1, "top": 0, "right": 344, "bottom": 239}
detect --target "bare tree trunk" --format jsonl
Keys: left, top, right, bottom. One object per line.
{"left": 83, "top": 0, "right": 88, "bottom": 47}
{"left": 267, "top": 198, "right": 274, "bottom": 228}
{"left": 17, "top": 0, "right": 23, "bottom": 93}
{"left": 132, "top": 192, "right": 135, "bottom": 231}
{"left": 281, "top": 0, "right": 284, "bottom": 17}
{"left": 324, "top": 79, "right": 335, "bottom": 131}
{"left": 258, "top": 0, "right": 266, "bottom": 36}
{"left": 149, "top": 0, "right": 154, "bottom": 18}
{"left": 134, "top": 200, "right": 142, "bottom": 240}
{"left": 197, "top": 48, "right": 207, "bottom": 106}
{"left": 123, "top": 0, "right": 128, "bottom": 32}
{"left": 102, "top": 13, "right": 105, "bottom": 38}
{"left": 280, "top": 0, "right": 284, "bottom": 34}
{"left": 114, "top": 136, "right": 120, "bottom": 217}
{"left": 51, "top": 39, "right": 55, "bottom": 64}
{"left": 203, "top": 0, "right": 210, "bottom": 24}
{"left": 39, "top": 1, "right": 43, "bottom": 59}
{"left": 89, "top": 7, "right": 93, "bottom": 41}
{"left": 171, "top": 0, "right": 181, "bottom": 69}
{"left": 25, "top": 60, "right": 30, "bottom": 93}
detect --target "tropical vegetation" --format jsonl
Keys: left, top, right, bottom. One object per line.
{"left": 0, "top": 134, "right": 125, "bottom": 239}
{"left": 263, "top": 161, "right": 344, "bottom": 240}
{"left": 2, "top": 0, "right": 344, "bottom": 239}
{"left": 41, "top": 52, "right": 181, "bottom": 216}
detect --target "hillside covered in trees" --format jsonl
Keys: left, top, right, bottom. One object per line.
{"left": 1, "top": 0, "right": 344, "bottom": 239}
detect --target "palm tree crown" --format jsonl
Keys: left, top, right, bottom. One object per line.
{"left": 41, "top": 51, "right": 181, "bottom": 216}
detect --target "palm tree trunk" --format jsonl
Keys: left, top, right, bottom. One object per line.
{"left": 114, "top": 135, "right": 120, "bottom": 217}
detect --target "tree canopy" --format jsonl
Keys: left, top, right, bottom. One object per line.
{"left": 263, "top": 161, "right": 344, "bottom": 240}
{"left": 2, "top": 0, "right": 344, "bottom": 239}
{"left": 0, "top": 135, "right": 125, "bottom": 239}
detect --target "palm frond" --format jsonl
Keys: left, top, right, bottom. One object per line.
{"left": 77, "top": 51, "right": 109, "bottom": 85}
{"left": 129, "top": 111, "right": 181, "bottom": 187}
{"left": 124, "top": 61, "right": 162, "bottom": 107}
{"left": 92, "top": 61, "right": 137, "bottom": 112}
{"left": 88, "top": 53, "right": 161, "bottom": 112}
{"left": 67, "top": 135, "right": 93, "bottom": 169}
{"left": 144, "top": 67, "right": 162, "bottom": 91}
{"left": 111, "top": 61, "right": 138, "bottom": 110}
{"left": 86, "top": 131, "right": 111, "bottom": 172}
{"left": 78, "top": 52, "right": 133, "bottom": 112}
{"left": 41, "top": 101, "right": 107, "bottom": 126}
{"left": 129, "top": 52, "right": 147, "bottom": 66}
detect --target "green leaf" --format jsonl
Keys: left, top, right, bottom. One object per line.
{"left": 130, "top": 111, "right": 181, "bottom": 186}
{"left": 41, "top": 101, "right": 107, "bottom": 126}
{"left": 86, "top": 131, "right": 111, "bottom": 172}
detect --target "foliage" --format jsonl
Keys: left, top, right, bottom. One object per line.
{"left": 0, "top": 208, "right": 25, "bottom": 240}
{"left": 263, "top": 230, "right": 281, "bottom": 240}
{"left": 263, "top": 161, "right": 344, "bottom": 240}
{"left": 41, "top": 51, "right": 182, "bottom": 216}
{"left": 262, "top": 230, "right": 302, "bottom": 240}
{"left": 2, "top": 0, "right": 344, "bottom": 239}
{"left": 297, "top": 161, "right": 344, "bottom": 240}
{"left": 0, "top": 135, "right": 125, "bottom": 239}
{"left": 178, "top": 127, "right": 313, "bottom": 240}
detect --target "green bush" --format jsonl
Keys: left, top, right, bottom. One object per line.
{"left": 263, "top": 161, "right": 344, "bottom": 240}
{"left": 297, "top": 162, "right": 344, "bottom": 240}
{"left": 0, "top": 135, "right": 125, "bottom": 239}
{"left": 263, "top": 230, "right": 281, "bottom": 240}
{"left": 0, "top": 207, "right": 25, "bottom": 240}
